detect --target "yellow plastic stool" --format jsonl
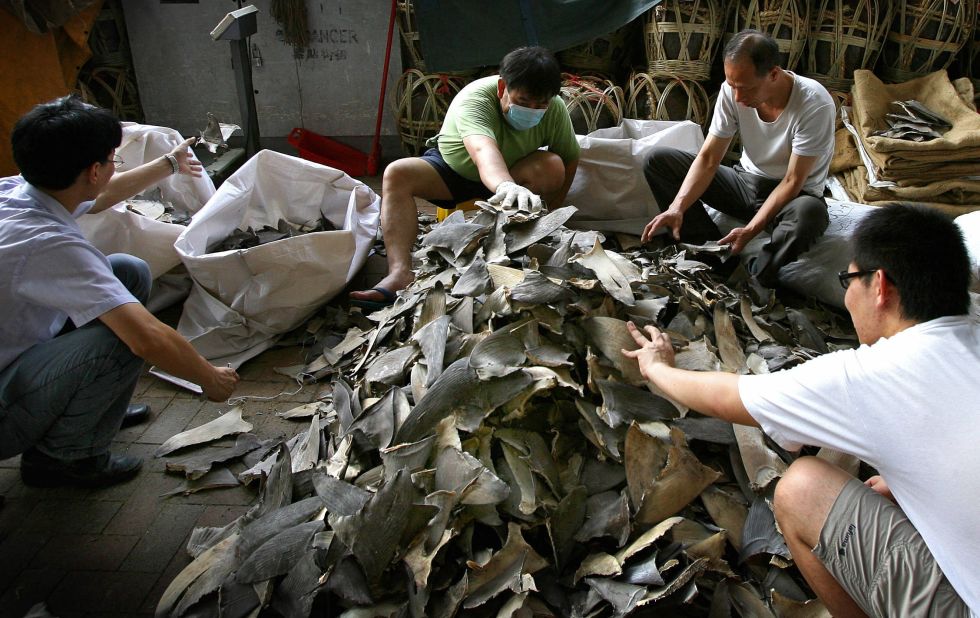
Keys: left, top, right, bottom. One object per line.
{"left": 436, "top": 198, "right": 479, "bottom": 222}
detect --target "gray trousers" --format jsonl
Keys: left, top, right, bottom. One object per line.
{"left": 0, "top": 254, "right": 151, "bottom": 461}
{"left": 644, "top": 146, "right": 829, "bottom": 287}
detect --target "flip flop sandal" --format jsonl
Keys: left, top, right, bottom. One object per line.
{"left": 350, "top": 286, "right": 397, "bottom": 312}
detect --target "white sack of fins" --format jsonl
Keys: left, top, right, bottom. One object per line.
{"left": 565, "top": 119, "right": 705, "bottom": 235}
{"left": 173, "top": 149, "right": 380, "bottom": 368}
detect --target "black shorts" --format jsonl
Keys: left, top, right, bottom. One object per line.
{"left": 420, "top": 148, "right": 492, "bottom": 210}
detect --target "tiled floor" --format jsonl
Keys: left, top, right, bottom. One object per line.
{"left": 0, "top": 346, "right": 323, "bottom": 618}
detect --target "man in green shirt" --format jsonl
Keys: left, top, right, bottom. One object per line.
{"left": 350, "top": 46, "right": 580, "bottom": 307}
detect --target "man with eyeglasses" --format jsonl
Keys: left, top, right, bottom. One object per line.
{"left": 0, "top": 96, "right": 240, "bottom": 487}
{"left": 349, "top": 46, "right": 579, "bottom": 310}
{"left": 623, "top": 203, "right": 978, "bottom": 616}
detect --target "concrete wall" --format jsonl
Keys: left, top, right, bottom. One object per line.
{"left": 125, "top": 0, "right": 401, "bottom": 138}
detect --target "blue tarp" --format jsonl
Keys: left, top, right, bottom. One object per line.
{"left": 415, "top": 0, "right": 662, "bottom": 72}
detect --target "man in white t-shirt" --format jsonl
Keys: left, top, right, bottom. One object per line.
{"left": 641, "top": 30, "right": 835, "bottom": 287}
{"left": 623, "top": 204, "right": 978, "bottom": 616}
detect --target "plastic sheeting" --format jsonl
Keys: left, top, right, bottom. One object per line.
{"left": 955, "top": 210, "right": 980, "bottom": 292}
{"left": 565, "top": 119, "right": 704, "bottom": 235}
{"left": 414, "top": 0, "right": 660, "bottom": 72}
{"left": 711, "top": 179, "right": 876, "bottom": 309}
{"left": 172, "top": 150, "right": 380, "bottom": 368}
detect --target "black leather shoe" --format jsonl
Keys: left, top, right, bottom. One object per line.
{"left": 20, "top": 449, "right": 143, "bottom": 488}
{"left": 121, "top": 403, "right": 151, "bottom": 428}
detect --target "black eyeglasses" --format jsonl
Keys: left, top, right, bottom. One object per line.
{"left": 837, "top": 269, "right": 877, "bottom": 290}
{"left": 108, "top": 154, "right": 123, "bottom": 169}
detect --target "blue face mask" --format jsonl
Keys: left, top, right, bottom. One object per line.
{"left": 506, "top": 103, "right": 547, "bottom": 131}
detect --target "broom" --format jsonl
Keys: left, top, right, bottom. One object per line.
{"left": 270, "top": 0, "right": 310, "bottom": 50}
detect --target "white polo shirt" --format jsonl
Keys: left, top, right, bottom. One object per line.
{"left": 0, "top": 176, "right": 137, "bottom": 372}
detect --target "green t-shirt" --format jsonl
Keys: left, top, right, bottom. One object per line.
{"left": 430, "top": 76, "right": 580, "bottom": 183}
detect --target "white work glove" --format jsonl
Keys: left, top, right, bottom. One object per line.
{"left": 488, "top": 180, "right": 543, "bottom": 212}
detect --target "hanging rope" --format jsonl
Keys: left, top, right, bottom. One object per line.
{"left": 270, "top": 0, "right": 310, "bottom": 50}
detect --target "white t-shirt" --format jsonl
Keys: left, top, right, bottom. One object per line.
{"left": 709, "top": 72, "right": 835, "bottom": 196}
{"left": 739, "top": 316, "right": 980, "bottom": 614}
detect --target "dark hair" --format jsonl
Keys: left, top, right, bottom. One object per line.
{"left": 11, "top": 95, "right": 122, "bottom": 190}
{"left": 499, "top": 46, "right": 561, "bottom": 101}
{"left": 723, "top": 30, "right": 781, "bottom": 77}
{"left": 851, "top": 203, "right": 971, "bottom": 321}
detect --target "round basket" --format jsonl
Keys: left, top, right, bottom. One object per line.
{"left": 558, "top": 27, "right": 631, "bottom": 75}
{"left": 393, "top": 70, "right": 468, "bottom": 156}
{"left": 643, "top": 0, "right": 723, "bottom": 81}
{"left": 803, "top": 0, "right": 893, "bottom": 92}
{"left": 968, "top": 9, "right": 980, "bottom": 103}
{"left": 880, "top": 0, "right": 972, "bottom": 82}
{"left": 726, "top": 0, "right": 810, "bottom": 71}
{"left": 559, "top": 73, "right": 624, "bottom": 135}
{"left": 79, "top": 66, "right": 143, "bottom": 122}
{"left": 625, "top": 72, "right": 712, "bottom": 128}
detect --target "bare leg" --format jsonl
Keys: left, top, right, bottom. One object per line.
{"left": 774, "top": 457, "right": 868, "bottom": 618}
{"left": 351, "top": 151, "right": 564, "bottom": 301}
{"left": 511, "top": 150, "right": 565, "bottom": 204}
{"left": 350, "top": 158, "right": 452, "bottom": 302}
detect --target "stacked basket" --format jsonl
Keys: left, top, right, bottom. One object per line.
{"left": 559, "top": 72, "right": 626, "bottom": 135}
{"left": 800, "top": 0, "right": 893, "bottom": 123}
{"left": 626, "top": 0, "right": 720, "bottom": 129}
{"left": 557, "top": 27, "right": 634, "bottom": 135}
{"left": 879, "top": 0, "right": 974, "bottom": 83}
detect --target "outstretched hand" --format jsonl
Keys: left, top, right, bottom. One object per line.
{"left": 169, "top": 137, "right": 204, "bottom": 178}
{"left": 642, "top": 208, "right": 683, "bottom": 243}
{"left": 718, "top": 226, "right": 757, "bottom": 255}
{"left": 203, "top": 365, "right": 240, "bottom": 402}
{"left": 488, "top": 180, "right": 542, "bottom": 211}
{"left": 621, "top": 321, "right": 676, "bottom": 380}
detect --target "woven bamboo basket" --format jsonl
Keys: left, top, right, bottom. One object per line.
{"left": 559, "top": 73, "right": 625, "bottom": 135}
{"left": 393, "top": 70, "right": 467, "bottom": 156}
{"left": 968, "top": 8, "right": 980, "bottom": 102}
{"left": 558, "top": 27, "right": 631, "bottom": 75}
{"left": 803, "top": 0, "right": 893, "bottom": 92}
{"left": 643, "top": 0, "right": 723, "bottom": 81}
{"left": 726, "top": 0, "right": 809, "bottom": 71}
{"left": 625, "top": 72, "right": 712, "bottom": 128}
{"left": 396, "top": 0, "right": 426, "bottom": 71}
{"left": 880, "top": 0, "right": 973, "bottom": 82}
{"left": 78, "top": 66, "right": 142, "bottom": 122}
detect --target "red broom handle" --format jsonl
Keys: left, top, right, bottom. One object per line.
{"left": 368, "top": 0, "right": 397, "bottom": 175}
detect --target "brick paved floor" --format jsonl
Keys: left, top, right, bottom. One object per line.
{"left": 0, "top": 345, "right": 322, "bottom": 618}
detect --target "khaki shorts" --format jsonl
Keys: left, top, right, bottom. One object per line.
{"left": 814, "top": 477, "right": 970, "bottom": 617}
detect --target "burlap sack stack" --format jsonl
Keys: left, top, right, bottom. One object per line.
{"left": 836, "top": 69, "right": 980, "bottom": 216}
